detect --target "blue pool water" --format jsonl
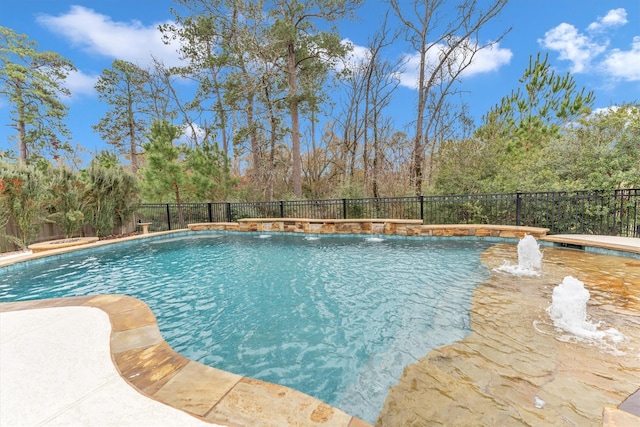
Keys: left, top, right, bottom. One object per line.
{"left": 0, "top": 232, "right": 492, "bottom": 422}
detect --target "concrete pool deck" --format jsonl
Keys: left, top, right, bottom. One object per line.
{"left": 0, "top": 304, "right": 218, "bottom": 427}
{"left": 1, "top": 229, "right": 639, "bottom": 426}
{"left": 0, "top": 295, "right": 368, "bottom": 427}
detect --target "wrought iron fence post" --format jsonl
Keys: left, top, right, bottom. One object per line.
{"left": 342, "top": 199, "right": 347, "bottom": 219}
{"left": 280, "top": 201, "right": 284, "bottom": 218}
{"left": 226, "top": 202, "right": 232, "bottom": 222}
{"left": 516, "top": 192, "right": 522, "bottom": 227}
{"left": 420, "top": 195, "right": 424, "bottom": 221}
{"left": 207, "top": 203, "right": 213, "bottom": 223}
{"left": 165, "top": 204, "right": 172, "bottom": 230}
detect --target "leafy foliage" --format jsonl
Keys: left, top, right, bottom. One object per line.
{"left": 547, "top": 103, "right": 640, "bottom": 190}
{"left": 476, "top": 53, "right": 595, "bottom": 154}
{"left": 84, "top": 163, "right": 140, "bottom": 237}
{"left": 0, "top": 161, "right": 49, "bottom": 248}
{"left": 47, "top": 166, "right": 86, "bottom": 238}
{"left": 434, "top": 53, "right": 602, "bottom": 194}
{"left": 141, "top": 120, "right": 186, "bottom": 203}
{"left": 187, "top": 141, "right": 237, "bottom": 201}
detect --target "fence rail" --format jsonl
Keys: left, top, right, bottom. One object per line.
{"left": 136, "top": 189, "right": 640, "bottom": 237}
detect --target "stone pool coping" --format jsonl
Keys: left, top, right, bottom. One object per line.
{"left": 0, "top": 295, "right": 369, "bottom": 427}
{"left": 28, "top": 236, "right": 99, "bottom": 253}
{"left": 1, "top": 223, "right": 639, "bottom": 425}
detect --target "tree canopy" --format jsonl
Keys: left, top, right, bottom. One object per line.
{"left": 0, "top": 5, "right": 637, "bottom": 204}
{"left": 0, "top": 26, "right": 76, "bottom": 163}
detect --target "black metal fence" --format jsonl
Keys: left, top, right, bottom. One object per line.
{"left": 136, "top": 188, "right": 640, "bottom": 237}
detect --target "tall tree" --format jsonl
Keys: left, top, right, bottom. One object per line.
{"left": 161, "top": 10, "right": 232, "bottom": 154}
{"left": 0, "top": 26, "right": 76, "bottom": 163}
{"left": 93, "top": 59, "right": 152, "bottom": 173}
{"left": 162, "top": 4, "right": 251, "bottom": 203}
{"left": 435, "top": 54, "right": 597, "bottom": 194}
{"left": 477, "top": 53, "right": 595, "bottom": 154}
{"left": 269, "top": 0, "right": 363, "bottom": 198}
{"left": 187, "top": 140, "right": 237, "bottom": 201}
{"left": 141, "top": 120, "right": 186, "bottom": 223}
{"left": 390, "top": 0, "right": 509, "bottom": 194}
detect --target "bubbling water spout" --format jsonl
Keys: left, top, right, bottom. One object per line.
{"left": 547, "top": 276, "right": 625, "bottom": 345}
{"left": 517, "top": 234, "right": 542, "bottom": 271}
{"left": 496, "top": 234, "right": 542, "bottom": 276}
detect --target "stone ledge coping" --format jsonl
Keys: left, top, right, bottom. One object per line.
{"left": 420, "top": 224, "right": 549, "bottom": 232}
{"left": 28, "top": 237, "right": 99, "bottom": 253}
{"left": 542, "top": 235, "right": 640, "bottom": 255}
{"left": 188, "top": 221, "right": 550, "bottom": 239}
{"left": 0, "top": 295, "right": 369, "bottom": 427}
{"left": 1, "top": 230, "right": 187, "bottom": 268}
{"left": 237, "top": 218, "right": 424, "bottom": 224}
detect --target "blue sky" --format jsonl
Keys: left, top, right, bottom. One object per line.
{"left": 1, "top": 0, "right": 639, "bottom": 166}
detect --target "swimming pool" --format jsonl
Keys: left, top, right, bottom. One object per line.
{"left": 0, "top": 232, "right": 493, "bottom": 422}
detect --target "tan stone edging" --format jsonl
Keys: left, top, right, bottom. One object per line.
{"left": 0, "top": 295, "right": 369, "bottom": 427}
{"left": 189, "top": 220, "right": 550, "bottom": 239}
{"left": 0, "top": 230, "right": 186, "bottom": 268}
{"left": 541, "top": 235, "right": 640, "bottom": 255}
{"left": 238, "top": 218, "right": 424, "bottom": 224}
{"left": 28, "top": 236, "right": 99, "bottom": 253}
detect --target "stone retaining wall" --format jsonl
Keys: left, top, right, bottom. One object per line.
{"left": 188, "top": 219, "right": 550, "bottom": 239}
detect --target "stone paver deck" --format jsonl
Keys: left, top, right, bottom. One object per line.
{"left": 378, "top": 240, "right": 640, "bottom": 426}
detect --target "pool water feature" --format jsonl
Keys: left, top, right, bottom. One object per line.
{"left": 496, "top": 233, "right": 543, "bottom": 276}
{"left": 378, "top": 243, "right": 640, "bottom": 426}
{"left": 547, "top": 275, "right": 625, "bottom": 347}
{"left": 0, "top": 232, "right": 492, "bottom": 423}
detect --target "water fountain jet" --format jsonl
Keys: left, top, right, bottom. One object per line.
{"left": 547, "top": 276, "right": 625, "bottom": 345}
{"left": 496, "top": 234, "right": 542, "bottom": 276}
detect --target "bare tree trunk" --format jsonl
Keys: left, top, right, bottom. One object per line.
{"left": 128, "top": 102, "right": 138, "bottom": 173}
{"left": 173, "top": 181, "right": 184, "bottom": 227}
{"left": 17, "top": 82, "right": 27, "bottom": 163}
{"left": 287, "top": 40, "right": 303, "bottom": 198}
{"left": 391, "top": 0, "right": 509, "bottom": 196}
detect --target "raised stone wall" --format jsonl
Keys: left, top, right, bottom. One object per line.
{"left": 188, "top": 219, "right": 550, "bottom": 239}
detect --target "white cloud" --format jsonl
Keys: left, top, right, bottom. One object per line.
{"left": 591, "top": 105, "right": 619, "bottom": 116}
{"left": 602, "top": 36, "right": 640, "bottom": 82}
{"left": 540, "top": 8, "right": 638, "bottom": 79}
{"left": 587, "top": 8, "right": 628, "bottom": 32}
{"left": 335, "top": 39, "right": 372, "bottom": 73}
{"left": 395, "top": 40, "right": 512, "bottom": 90}
{"left": 538, "top": 23, "right": 606, "bottom": 73}
{"left": 37, "top": 5, "right": 182, "bottom": 67}
{"left": 180, "top": 123, "right": 205, "bottom": 143}
{"left": 64, "top": 69, "right": 99, "bottom": 99}
{"left": 395, "top": 53, "right": 420, "bottom": 89}
{"left": 461, "top": 42, "right": 513, "bottom": 77}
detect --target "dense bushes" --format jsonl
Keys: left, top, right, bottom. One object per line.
{"left": 0, "top": 160, "right": 140, "bottom": 250}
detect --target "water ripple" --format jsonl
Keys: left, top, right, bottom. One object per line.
{"left": 0, "top": 234, "right": 491, "bottom": 423}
